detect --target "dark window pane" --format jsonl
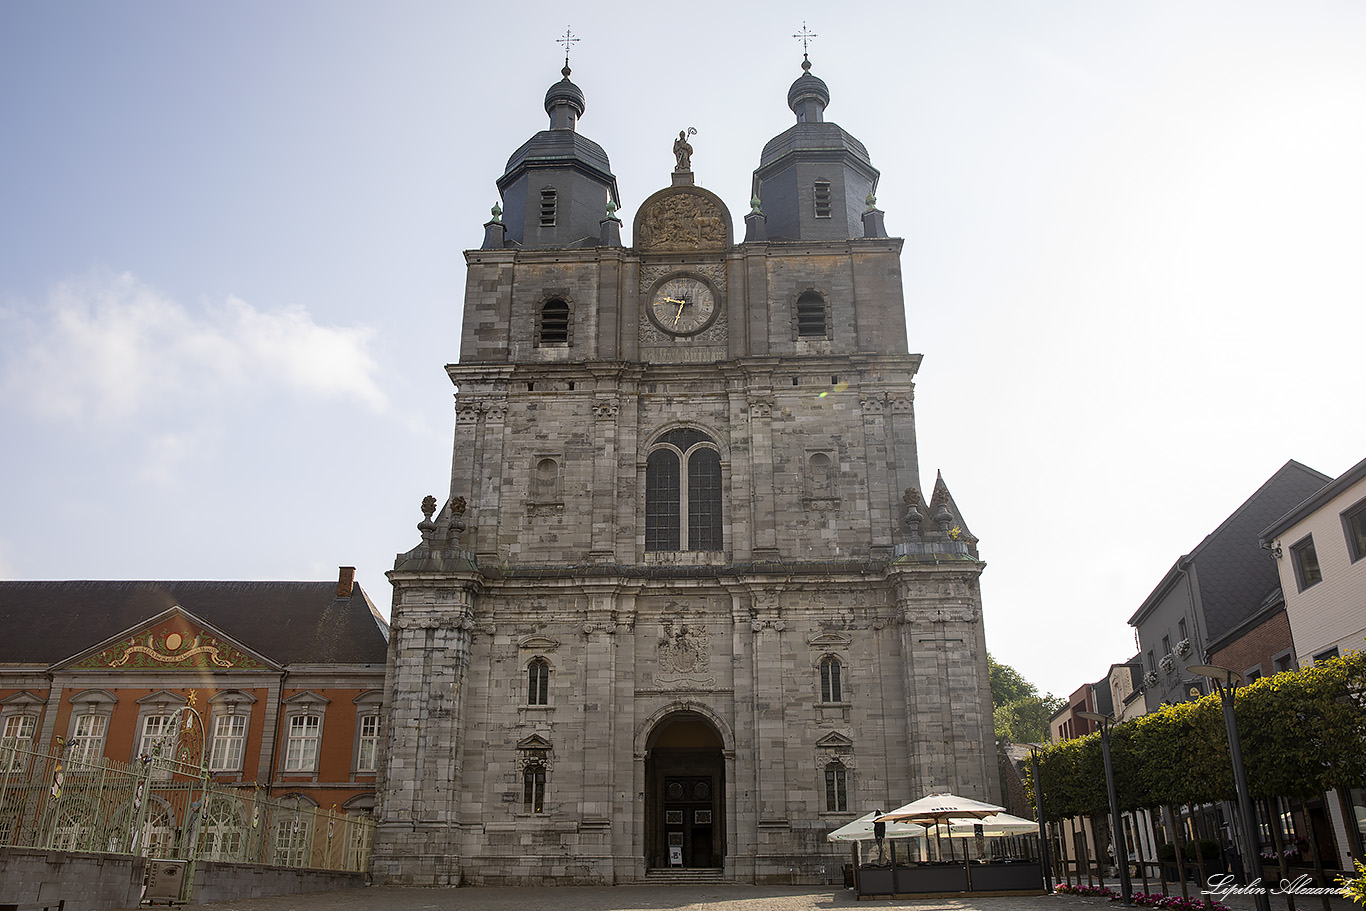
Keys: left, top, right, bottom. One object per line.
{"left": 659, "top": 428, "right": 709, "bottom": 452}
{"left": 688, "top": 448, "right": 722, "bottom": 551}
{"left": 524, "top": 761, "right": 546, "bottom": 813}
{"left": 528, "top": 659, "right": 549, "bottom": 705}
{"left": 821, "top": 657, "right": 842, "bottom": 702}
{"left": 825, "top": 762, "right": 847, "bottom": 811}
{"left": 1346, "top": 503, "right": 1366, "bottom": 562}
{"left": 646, "top": 449, "right": 681, "bottom": 551}
{"left": 1291, "top": 537, "right": 1322, "bottom": 591}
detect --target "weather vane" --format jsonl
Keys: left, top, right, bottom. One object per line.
{"left": 792, "top": 21, "right": 818, "bottom": 60}
{"left": 558, "top": 26, "right": 580, "bottom": 69}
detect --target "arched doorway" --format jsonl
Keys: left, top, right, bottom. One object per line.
{"left": 644, "top": 712, "right": 725, "bottom": 870}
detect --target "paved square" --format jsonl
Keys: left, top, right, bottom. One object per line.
{"left": 116, "top": 885, "right": 1359, "bottom": 911}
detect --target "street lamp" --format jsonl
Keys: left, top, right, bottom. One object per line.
{"left": 1187, "top": 664, "right": 1270, "bottom": 911}
{"left": 1077, "top": 710, "right": 1133, "bottom": 906}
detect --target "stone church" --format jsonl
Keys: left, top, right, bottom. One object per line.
{"left": 372, "top": 55, "right": 999, "bottom": 886}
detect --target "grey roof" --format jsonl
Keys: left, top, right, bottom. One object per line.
{"left": 544, "top": 75, "right": 585, "bottom": 117}
{"left": 758, "top": 122, "right": 873, "bottom": 170}
{"left": 501, "top": 130, "right": 614, "bottom": 181}
{"left": 1128, "top": 460, "right": 1331, "bottom": 640}
{"left": 787, "top": 70, "right": 830, "bottom": 111}
{"left": 0, "top": 580, "right": 389, "bottom": 667}
{"left": 1260, "top": 453, "right": 1366, "bottom": 543}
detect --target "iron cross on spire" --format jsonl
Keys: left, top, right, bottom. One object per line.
{"left": 792, "top": 21, "right": 818, "bottom": 61}
{"left": 558, "top": 26, "right": 580, "bottom": 70}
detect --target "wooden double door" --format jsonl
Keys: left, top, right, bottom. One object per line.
{"left": 645, "top": 745, "right": 725, "bottom": 869}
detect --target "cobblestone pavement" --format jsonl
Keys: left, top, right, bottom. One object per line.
{"left": 117, "top": 885, "right": 1359, "bottom": 911}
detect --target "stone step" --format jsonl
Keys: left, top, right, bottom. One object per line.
{"left": 642, "top": 867, "right": 729, "bottom": 884}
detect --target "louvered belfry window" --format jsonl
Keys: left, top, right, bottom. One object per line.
{"left": 539, "top": 298, "right": 569, "bottom": 344}
{"left": 796, "top": 291, "right": 827, "bottom": 338}
{"left": 814, "top": 181, "right": 832, "bottom": 218}
{"left": 540, "top": 187, "right": 557, "bottom": 226}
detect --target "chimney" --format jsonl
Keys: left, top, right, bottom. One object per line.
{"left": 337, "top": 566, "right": 356, "bottom": 598}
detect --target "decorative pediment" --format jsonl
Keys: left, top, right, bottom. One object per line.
{"left": 135, "top": 689, "right": 188, "bottom": 708}
{"left": 68, "top": 688, "right": 116, "bottom": 707}
{"left": 61, "top": 606, "right": 274, "bottom": 672}
{"left": 0, "top": 690, "right": 44, "bottom": 708}
{"left": 516, "top": 734, "right": 552, "bottom": 751}
{"left": 807, "top": 632, "right": 851, "bottom": 649}
{"left": 518, "top": 635, "right": 560, "bottom": 651}
{"left": 353, "top": 689, "right": 383, "bottom": 707}
{"left": 815, "top": 731, "right": 854, "bottom": 749}
{"left": 283, "top": 690, "right": 329, "bottom": 707}
{"left": 208, "top": 689, "right": 258, "bottom": 707}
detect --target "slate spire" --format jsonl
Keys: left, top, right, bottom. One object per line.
{"left": 492, "top": 63, "right": 620, "bottom": 249}
{"left": 751, "top": 57, "right": 882, "bottom": 242}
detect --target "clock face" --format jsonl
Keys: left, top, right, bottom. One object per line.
{"left": 649, "top": 276, "right": 717, "bottom": 336}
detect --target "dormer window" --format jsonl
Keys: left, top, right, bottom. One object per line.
{"left": 813, "top": 181, "right": 832, "bottom": 218}
{"left": 540, "top": 187, "right": 557, "bottom": 227}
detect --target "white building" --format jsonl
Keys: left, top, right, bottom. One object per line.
{"left": 1260, "top": 454, "right": 1366, "bottom": 666}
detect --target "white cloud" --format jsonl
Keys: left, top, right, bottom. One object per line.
{"left": 0, "top": 272, "right": 387, "bottom": 421}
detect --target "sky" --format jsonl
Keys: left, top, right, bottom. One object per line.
{"left": 1, "top": 1, "right": 1363, "bottom": 700}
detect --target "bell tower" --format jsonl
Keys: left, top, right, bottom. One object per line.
{"left": 374, "top": 49, "right": 1000, "bottom": 887}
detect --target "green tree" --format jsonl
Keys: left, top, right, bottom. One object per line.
{"left": 989, "top": 653, "right": 1065, "bottom": 744}
{"left": 989, "top": 653, "right": 1037, "bottom": 705}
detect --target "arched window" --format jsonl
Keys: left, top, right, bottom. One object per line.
{"left": 527, "top": 658, "right": 550, "bottom": 706}
{"left": 539, "top": 187, "right": 557, "bottom": 227}
{"left": 524, "top": 758, "right": 547, "bottom": 813}
{"left": 646, "top": 428, "right": 722, "bottom": 552}
{"left": 797, "top": 291, "right": 827, "bottom": 338}
{"left": 820, "top": 655, "right": 843, "bottom": 703}
{"left": 824, "top": 760, "right": 848, "bottom": 812}
{"left": 539, "top": 298, "right": 569, "bottom": 345}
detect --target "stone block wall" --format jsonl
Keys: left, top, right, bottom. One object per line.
{"left": 0, "top": 848, "right": 365, "bottom": 911}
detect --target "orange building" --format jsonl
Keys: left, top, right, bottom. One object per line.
{"left": 0, "top": 568, "right": 387, "bottom": 819}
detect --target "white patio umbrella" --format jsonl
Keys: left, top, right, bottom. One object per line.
{"left": 876, "top": 792, "right": 1007, "bottom": 862}
{"left": 945, "top": 812, "right": 1039, "bottom": 838}
{"left": 877, "top": 792, "right": 1006, "bottom": 824}
{"left": 827, "top": 811, "right": 927, "bottom": 842}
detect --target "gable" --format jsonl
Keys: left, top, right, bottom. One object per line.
{"left": 815, "top": 731, "right": 853, "bottom": 748}
{"left": 61, "top": 607, "right": 275, "bottom": 672}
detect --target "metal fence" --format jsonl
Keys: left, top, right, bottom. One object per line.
{"left": 0, "top": 741, "right": 373, "bottom": 873}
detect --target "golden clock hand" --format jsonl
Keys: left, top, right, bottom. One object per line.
{"left": 674, "top": 298, "right": 686, "bottom": 324}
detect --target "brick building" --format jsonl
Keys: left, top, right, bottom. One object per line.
{"left": 0, "top": 569, "right": 389, "bottom": 833}
{"left": 373, "top": 56, "right": 999, "bottom": 886}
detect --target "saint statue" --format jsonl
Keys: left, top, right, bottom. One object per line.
{"left": 673, "top": 129, "right": 693, "bottom": 172}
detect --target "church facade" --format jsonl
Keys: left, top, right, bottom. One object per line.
{"left": 372, "top": 57, "right": 999, "bottom": 886}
